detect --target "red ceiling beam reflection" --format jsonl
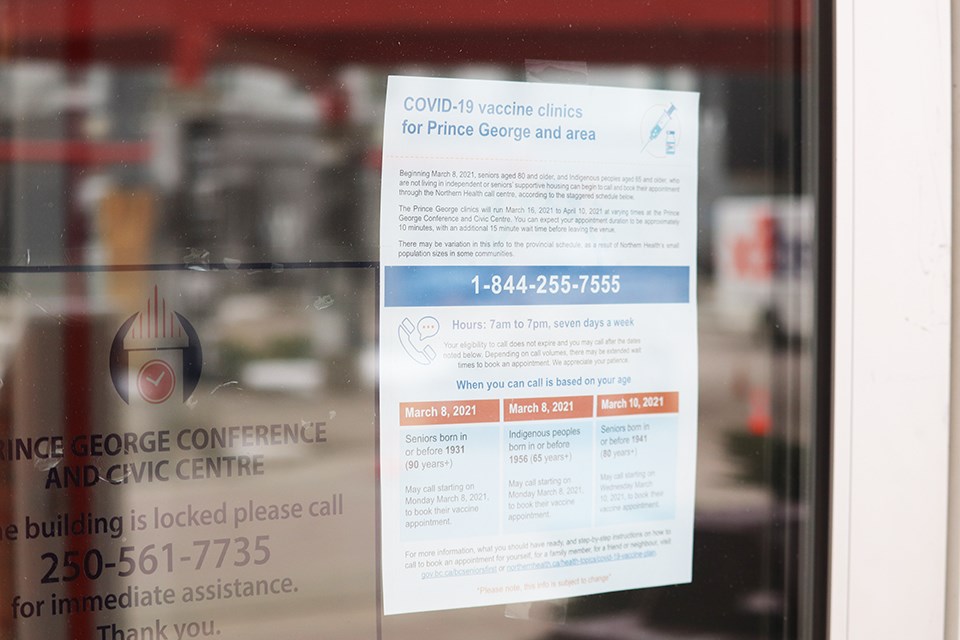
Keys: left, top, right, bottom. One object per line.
{"left": 8, "top": 0, "right": 805, "bottom": 36}
{"left": 0, "top": 141, "right": 152, "bottom": 165}
{"left": 6, "top": 0, "right": 809, "bottom": 79}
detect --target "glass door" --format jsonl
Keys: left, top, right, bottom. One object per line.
{"left": 0, "top": 1, "right": 830, "bottom": 638}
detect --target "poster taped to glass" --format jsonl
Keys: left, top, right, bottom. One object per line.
{"left": 379, "top": 75, "right": 700, "bottom": 614}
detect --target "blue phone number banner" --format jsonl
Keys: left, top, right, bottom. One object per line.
{"left": 384, "top": 265, "right": 689, "bottom": 307}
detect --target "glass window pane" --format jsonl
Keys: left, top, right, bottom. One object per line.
{"left": 0, "top": 2, "right": 827, "bottom": 638}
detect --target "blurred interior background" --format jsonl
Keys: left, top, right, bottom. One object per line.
{"left": 0, "top": 2, "right": 825, "bottom": 639}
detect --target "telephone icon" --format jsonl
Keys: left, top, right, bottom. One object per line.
{"left": 399, "top": 316, "right": 439, "bottom": 365}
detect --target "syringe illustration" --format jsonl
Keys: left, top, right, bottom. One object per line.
{"left": 640, "top": 103, "right": 677, "bottom": 153}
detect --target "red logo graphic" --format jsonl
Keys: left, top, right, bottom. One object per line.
{"left": 110, "top": 286, "right": 202, "bottom": 404}
{"left": 137, "top": 359, "right": 177, "bottom": 404}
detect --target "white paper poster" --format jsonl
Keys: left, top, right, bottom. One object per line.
{"left": 378, "top": 75, "right": 699, "bottom": 615}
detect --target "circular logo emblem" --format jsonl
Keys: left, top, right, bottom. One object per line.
{"left": 110, "top": 286, "right": 203, "bottom": 405}
{"left": 137, "top": 359, "right": 176, "bottom": 404}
